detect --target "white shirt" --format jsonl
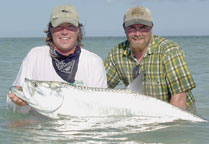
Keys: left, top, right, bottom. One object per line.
{"left": 7, "top": 45, "right": 107, "bottom": 113}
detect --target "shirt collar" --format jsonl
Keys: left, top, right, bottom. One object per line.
{"left": 147, "top": 35, "right": 162, "bottom": 55}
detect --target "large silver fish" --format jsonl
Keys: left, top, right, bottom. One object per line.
{"left": 9, "top": 78, "right": 207, "bottom": 123}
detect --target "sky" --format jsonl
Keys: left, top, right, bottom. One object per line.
{"left": 0, "top": 0, "right": 209, "bottom": 37}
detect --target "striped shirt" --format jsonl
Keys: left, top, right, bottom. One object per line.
{"left": 104, "top": 35, "right": 196, "bottom": 111}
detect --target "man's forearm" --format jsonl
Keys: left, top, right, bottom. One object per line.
{"left": 170, "top": 92, "right": 186, "bottom": 110}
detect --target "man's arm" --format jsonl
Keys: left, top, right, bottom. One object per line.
{"left": 104, "top": 51, "right": 121, "bottom": 88}
{"left": 7, "top": 92, "right": 31, "bottom": 114}
{"left": 170, "top": 92, "right": 186, "bottom": 110}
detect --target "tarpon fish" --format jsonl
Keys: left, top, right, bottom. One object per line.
{"left": 9, "top": 78, "right": 207, "bottom": 123}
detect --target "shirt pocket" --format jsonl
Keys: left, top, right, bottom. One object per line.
{"left": 143, "top": 72, "right": 170, "bottom": 101}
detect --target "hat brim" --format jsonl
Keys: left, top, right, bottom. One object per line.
{"left": 51, "top": 17, "right": 79, "bottom": 27}
{"left": 124, "top": 19, "right": 152, "bottom": 27}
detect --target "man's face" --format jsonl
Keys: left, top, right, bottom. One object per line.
{"left": 125, "top": 24, "right": 153, "bottom": 52}
{"left": 50, "top": 23, "right": 79, "bottom": 56}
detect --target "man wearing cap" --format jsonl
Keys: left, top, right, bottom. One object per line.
{"left": 7, "top": 4, "right": 107, "bottom": 114}
{"left": 104, "top": 6, "right": 196, "bottom": 112}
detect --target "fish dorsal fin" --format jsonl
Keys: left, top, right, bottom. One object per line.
{"left": 126, "top": 71, "right": 144, "bottom": 94}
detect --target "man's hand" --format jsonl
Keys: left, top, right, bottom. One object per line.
{"left": 8, "top": 86, "right": 28, "bottom": 106}
{"left": 170, "top": 92, "right": 186, "bottom": 110}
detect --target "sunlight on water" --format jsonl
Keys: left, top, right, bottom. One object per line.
{"left": 2, "top": 114, "right": 173, "bottom": 143}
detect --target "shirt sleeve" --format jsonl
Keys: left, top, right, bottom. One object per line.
{"left": 88, "top": 57, "right": 108, "bottom": 88}
{"left": 104, "top": 49, "right": 121, "bottom": 88}
{"left": 6, "top": 52, "right": 32, "bottom": 114}
{"left": 7, "top": 96, "right": 31, "bottom": 114}
{"left": 162, "top": 46, "right": 196, "bottom": 96}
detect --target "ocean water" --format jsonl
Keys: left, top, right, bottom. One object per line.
{"left": 0, "top": 36, "right": 209, "bottom": 143}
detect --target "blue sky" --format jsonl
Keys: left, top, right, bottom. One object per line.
{"left": 1, "top": 0, "right": 209, "bottom": 37}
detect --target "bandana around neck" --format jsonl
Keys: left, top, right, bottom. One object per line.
{"left": 51, "top": 46, "right": 81, "bottom": 83}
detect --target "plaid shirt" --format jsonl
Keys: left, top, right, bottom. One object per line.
{"left": 104, "top": 35, "right": 196, "bottom": 111}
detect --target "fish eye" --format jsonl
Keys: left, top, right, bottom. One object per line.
{"left": 34, "top": 83, "right": 38, "bottom": 87}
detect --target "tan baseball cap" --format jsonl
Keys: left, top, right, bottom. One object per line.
{"left": 123, "top": 6, "right": 153, "bottom": 27}
{"left": 50, "top": 4, "right": 79, "bottom": 27}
